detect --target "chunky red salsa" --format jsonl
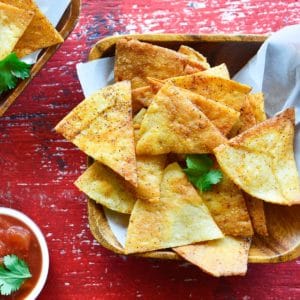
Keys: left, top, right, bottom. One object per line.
{"left": 0, "top": 215, "right": 42, "bottom": 299}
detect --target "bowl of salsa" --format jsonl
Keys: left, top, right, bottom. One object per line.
{"left": 0, "top": 207, "right": 49, "bottom": 299}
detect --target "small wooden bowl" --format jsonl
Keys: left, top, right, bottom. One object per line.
{"left": 87, "top": 34, "right": 300, "bottom": 264}
{"left": 0, "top": 0, "right": 81, "bottom": 117}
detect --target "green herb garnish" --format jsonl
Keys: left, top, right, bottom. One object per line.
{"left": 184, "top": 154, "right": 222, "bottom": 192}
{"left": 0, "top": 255, "right": 32, "bottom": 296}
{"left": 0, "top": 53, "right": 31, "bottom": 94}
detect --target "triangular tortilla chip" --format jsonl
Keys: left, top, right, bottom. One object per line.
{"left": 168, "top": 73, "right": 251, "bottom": 111}
{"left": 114, "top": 39, "right": 206, "bottom": 89}
{"left": 136, "top": 84, "right": 227, "bottom": 155}
{"left": 174, "top": 236, "right": 251, "bottom": 277}
{"left": 135, "top": 83, "right": 239, "bottom": 135}
{"left": 146, "top": 77, "right": 164, "bottom": 93}
{"left": 135, "top": 156, "right": 166, "bottom": 202}
{"left": 229, "top": 95, "right": 257, "bottom": 137}
{"left": 75, "top": 162, "right": 136, "bottom": 214}
{"left": 132, "top": 86, "right": 154, "bottom": 111}
{"left": 214, "top": 108, "right": 300, "bottom": 205}
{"left": 178, "top": 45, "right": 210, "bottom": 69}
{"left": 173, "top": 87, "right": 240, "bottom": 136}
{"left": 248, "top": 92, "right": 266, "bottom": 123}
{"left": 0, "top": 3, "right": 34, "bottom": 59}
{"left": 201, "top": 64, "right": 230, "bottom": 79}
{"left": 2, "top": 0, "right": 63, "bottom": 57}
{"left": 147, "top": 64, "right": 230, "bottom": 93}
{"left": 133, "top": 110, "right": 166, "bottom": 202}
{"left": 244, "top": 194, "right": 268, "bottom": 236}
{"left": 55, "top": 81, "right": 138, "bottom": 186}
{"left": 229, "top": 96, "right": 268, "bottom": 236}
{"left": 125, "top": 163, "right": 223, "bottom": 254}
{"left": 200, "top": 173, "right": 253, "bottom": 237}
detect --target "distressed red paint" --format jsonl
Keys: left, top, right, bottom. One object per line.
{"left": 0, "top": 0, "right": 299, "bottom": 299}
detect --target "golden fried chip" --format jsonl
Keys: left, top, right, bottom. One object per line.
{"left": 168, "top": 73, "right": 251, "bottom": 111}
{"left": 146, "top": 77, "right": 164, "bottom": 93}
{"left": 214, "top": 108, "right": 300, "bottom": 205}
{"left": 136, "top": 83, "right": 239, "bottom": 135}
{"left": 132, "top": 86, "right": 154, "bottom": 110}
{"left": 125, "top": 163, "right": 223, "bottom": 254}
{"left": 230, "top": 95, "right": 268, "bottom": 235}
{"left": 229, "top": 95, "right": 257, "bottom": 137}
{"left": 135, "top": 156, "right": 166, "bottom": 202}
{"left": 201, "top": 63, "right": 230, "bottom": 79}
{"left": 173, "top": 87, "right": 240, "bottom": 136}
{"left": 133, "top": 110, "right": 166, "bottom": 202}
{"left": 0, "top": 2, "right": 34, "bottom": 59}
{"left": 55, "top": 81, "right": 138, "bottom": 187}
{"left": 75, "top": 162, "right": 136, "bottom": 214}
{"left": 136, "top": 84, "right": 227, "bottom": 155}
{"left": 200, "top": 173, "right": 253, "bottom": 237}
{"left": 174, "top": 237, "right": 251, "bottom": 277}
{"left": 2, "top": 0, "right": 63, "bottom": 57}
{"left": 244, "top": 194, "right": 268, "bottom": 236}
{"left": 114, "top": 39, "right": 206, "bottom": 89}
{"left": 248, "top": 92, "right": 267, "bottom": 123}
{"left": 178, "top": 45, "right": 210, "bottom": 69}
{"left": 147, "top": 64, "right": 230, "bottom": 93}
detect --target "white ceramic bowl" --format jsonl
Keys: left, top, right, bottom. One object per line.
{"left": 0, "top": 207, "right": 49, "bottom": 300}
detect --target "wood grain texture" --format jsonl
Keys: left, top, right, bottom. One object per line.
{"left": 0, "top": 0, "right": 300, "bottom": 299}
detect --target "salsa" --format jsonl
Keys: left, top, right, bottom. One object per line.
{"left": 0, "top": 215, "right": 42, "bottom": 299}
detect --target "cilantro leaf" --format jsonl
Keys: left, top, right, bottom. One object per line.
{"left": 0, "top": 53, "right": 31, "bottom": 94}
{"left": 186, "top": 154, "right": 213, "bottom": 172}
{"left": 184, "top": 154, "right": 222, "bottom": 192}
{"left": 0, "top": 255, "right": 31, "bottom": 296}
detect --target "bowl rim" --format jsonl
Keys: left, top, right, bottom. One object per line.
{"left": 0, "top": 207, "right": 49, "bottom": 300}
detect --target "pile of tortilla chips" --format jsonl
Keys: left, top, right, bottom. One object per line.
{"left": 0, "top": 0, "right": 63, "bottom": 60}
{"left": 55, "top": 39, "right": 300, "bottom": 277}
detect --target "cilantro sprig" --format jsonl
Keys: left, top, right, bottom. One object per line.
{"left": 0, "top": 255, "right": 32, "bottom": 296}
{"left": 0, "top": 53, "right": 31, "bottom": 94}
{"left": 184, "top": 154, "right": 222, "bottom": 192}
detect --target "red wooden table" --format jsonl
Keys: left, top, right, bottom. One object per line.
{"left": 1, "top": 1, "right": 300, "bottom": 299}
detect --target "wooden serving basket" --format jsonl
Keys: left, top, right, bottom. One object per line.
{"left": 0, "top": 0, "right": 81, "bottom": 117}
{"left": 87, "top": 34, "right": 300, "bottom": 263}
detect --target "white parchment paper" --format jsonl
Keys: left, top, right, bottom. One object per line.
{"left": 76, "top": 26, "right": 300, "bottom": 247}
{"left": 21, "top": 0, "right": 71, "bottom": 64}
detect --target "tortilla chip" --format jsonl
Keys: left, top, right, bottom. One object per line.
{"left": 201, "top": 64, "right": 230, "bottom": 79}
{"left": 214, "top": 108, "right": 300, "bottom": 205}
{"left": 75, "top": 162, "right": 136, "bottom": 214}
{"left": 174, "top": 237, "right": 251, "bottom": 277}
{"left": 114, "top": 39, "right": 206, "bottom": 89}
{"left": 125, "top": 163, "right": 223, "bottom": 254}
{"left": 2, "top": 0, "right": 63, "bottom": 57}
{"left": 146, "top": 77, "right": 164, "bottom": 93}
{"left": 229, "top": 95, "right": 257, "bottom": 137}
{"left": 0, "top": 2, "right": 34, "bottom": 59}
{"left": 136, "top": 84, "right": 227, "bottom": 155}
{"left": 55, "top": 81, "right": 138, "bottom": 187}
{"left": 132, "top": 86, "right": 154, "bottom": 110}
{"left": 133, "top": 110, "right": 166, "bottom": 202}
{"left": 178, "top": 45, "right": 210, "bottom": 69}
{"left": 230, "top": 95, "right": 268, "bottom": 235}
{"left": 136, "top": 83, "right": 239, "bottom": 135}
{"left": 135, "top": 156, "right": 166, "bottom": 202}
{"left": 200, "top": 173, "right": 253, "bottom": 237}
{"left": 244, "top": 194, "right": 268, "bottom": 236}
{"left": 174, "top": 87, "right": 240, "bottom": 136}
{"left": 147, "top": 64, "right": 230, "bottom": 92}
{"left": 168, "top": 73, "right": 251, "bottom": 111}
{"left": 248, "top": 92, "right": 267, "bottom": 123}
